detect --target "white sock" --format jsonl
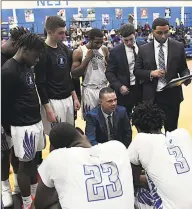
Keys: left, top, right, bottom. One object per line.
{"left": 30, "top": 183, "right": 38, "bottom": 197}
{"left": 22, "top": 196, "right": 32, "bottom": 209}
{"left": 2, "top": 179, "right": 11, "bottom": 192}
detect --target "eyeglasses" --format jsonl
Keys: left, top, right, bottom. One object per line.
{"left": 155, "top": 30, "right": 169, "bottom": 35}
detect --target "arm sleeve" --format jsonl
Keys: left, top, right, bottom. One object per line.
{"left": 85, "top": 114, "right": 98, "bottom": 146}
{"left": 38, "top": 155, "right": 54, "bottom": 188}
{"left": 1, "top": 68, "right": 18, "bottom": 130}
{"left": 134, "top": 50, "right": 152, "bottom": 82}
{"left": 105, "top": 50, "right": 122, "bottom": 92}
{"left": 34, "top": 54, "right": 49, "bottom": 105}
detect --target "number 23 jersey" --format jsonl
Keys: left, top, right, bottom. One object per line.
{"left": 38, "top": 141, "right": 134, "bottom": 209}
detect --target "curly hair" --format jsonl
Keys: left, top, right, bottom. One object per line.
{"left": 132, "top": 101, "right": 165, "bottom": 133}
{"left": 14, "top": 33, "right": 44, "bottom": 51}
{"left": 9, "top": 26, "right": 28, "bottom": 41}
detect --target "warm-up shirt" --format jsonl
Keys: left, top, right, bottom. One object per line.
{"left": 34, "top": 43, "right": 74, "bottom": 105}
{"left": 2, "top": 58, "right": 41, "bottom": 127}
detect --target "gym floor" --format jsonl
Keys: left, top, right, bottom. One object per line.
{"left": 9, "top": 60, "right": 192, "bottom": 190}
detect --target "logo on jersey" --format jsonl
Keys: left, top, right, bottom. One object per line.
{"left": 57, "top": 54, "right": 67, "bottom": 68}
{"left": 26, "top": 72, "right": 35, "bottom": 88}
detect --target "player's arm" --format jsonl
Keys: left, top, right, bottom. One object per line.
{"left": 34, "top": 154, "right": 58, "bottom": 209}
{"left": 102, "top": 45, "right": 109, "bottom": 66}
{"left": 85, "top": 113, "right": 98, "bottom": 146}
{"left": 34, "top": 54, "right": 56, "bottom": 123}
{"left": 71, "top": 48, "right": 92, "bottom": 78}
{"left": 1, "top": 68, "right": 18, "bottom": 132}
{"left": 122, "top": 109, "right": 132, "bottom": 148}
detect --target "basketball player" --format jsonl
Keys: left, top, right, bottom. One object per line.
{"left": 71, "top": 28, "right": 109, "bottom": 118}
{"left": 128, "top": 102, "right": 192, "bottom": 209}
{"left": 34, "top": 16, "right": 80, "bottom": 135}
{"left": 33, "top": 122, "right": 134, "bottom": 209}
{"left": 2, "top": 33, "right": 45, "bottom": 209}
{"left": 1, "top": 26, "right": 28, "bottom": 207}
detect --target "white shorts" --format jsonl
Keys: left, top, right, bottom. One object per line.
{"left": 81, "top": 86, "right": 107, "bottom": 118}
{"left": 11, "top": 121, "right": 46, "bottom": 162}
{"left": 134, "top": 188, "right": 154, "bottom": 209}
{"left": 41, "top": 96, "right": 74, "bottom": 135}
{"left": 1, "top": 126, "right": 13, "bottom": 151}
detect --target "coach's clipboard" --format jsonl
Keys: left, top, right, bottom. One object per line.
{"left": 160, "top": 74, "right": 192, "bottom": 91}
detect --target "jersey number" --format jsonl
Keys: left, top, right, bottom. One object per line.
{"left": 167, "top": 146, "right": 190, "bottom": 174}
{"left": 84, "top": 162, "right": 123, "bottom": 202}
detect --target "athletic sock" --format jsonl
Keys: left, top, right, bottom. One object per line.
{"left": 30, "top": 183, "right": 38, "bottom": 198}
{"left": 22, "top": 196, "right": 32, "bottom": 209}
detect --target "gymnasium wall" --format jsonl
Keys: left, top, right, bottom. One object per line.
{"left": 1, "top": 1, "right": 192, "bottom": 33}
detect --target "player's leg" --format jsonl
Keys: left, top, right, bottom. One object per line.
{"left": 10, "top": 147, "right": 20, "bottom": 194}
{"left": 1, "top": 128, "right": 14, "bottom": 207}
{"left": 11, "top": 122, "right": 45, "bottom": 209}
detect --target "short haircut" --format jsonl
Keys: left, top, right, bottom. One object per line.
{"left": 88, "top": 28, "right": 103, "bottom": 40}
{"left": 132, "top": 101, "right": 166, "bottom": 133}
{"left": 9, "top": 26, "right": 28, "bottom": 41}
{"left": 49, "top": 122, "right": 80, "bottom": 149}
{"left": 99, "top": 87, "right": 115, "bottom": 99}
{"left": 14, "top": 33, "right": 44, "bottom": 51}
{"left": 152, "top": 18, "right": 169, "bottom": 30}
{"left": 119, "top": 23, "right": 135, "bottom": 37}
{"left": 45, "top": 16, "right": 66, "bottom": 31}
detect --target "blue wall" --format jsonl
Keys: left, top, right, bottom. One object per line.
{"left": 1, "top": 7, "right": 191, "bottom": 33}
{"left": 184, "top": 7, "right": 192, "bottom": 27}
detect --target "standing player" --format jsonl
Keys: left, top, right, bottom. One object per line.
{"left": 33, "top": 122, "right": 134, "bottom": 209}
{"left": 1, "top": 26, "right": 28, "bottom": 207}
{"left": 71, "top": 29, "right": 109, "bottom": 118}
{"left": 2, "top": 33, "right": 45, "bottom": 209}
{"left": 34, "top": 16, "right": 80, "bottom": 135}
{"left": 128, "top": 102, "right": 192, "bottom": 209}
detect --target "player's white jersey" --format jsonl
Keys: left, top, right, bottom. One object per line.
{"left": 38, "top": 141, "right": 134, "bottom": 209}
{"left": 128, "top": 128, "right": 192, "bottom": 209}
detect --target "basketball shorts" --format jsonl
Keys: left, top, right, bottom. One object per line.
{"left": 1, "top": 126, "right": 13, "bottom": 151}
{"left": 11, "top": 121, "right": 46, "bottom": 162}
{"left": 81, "top": 85, "right": 107, "bottom": 119}
{"left": 41, "top": 96, "right": 74, "bottom": 135}
{"left": 134, "top": 188, "right": 154, "bottom": 209}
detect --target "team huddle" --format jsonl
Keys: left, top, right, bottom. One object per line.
{"left": 1, "top": 15, "right": 192, "bottom": 209}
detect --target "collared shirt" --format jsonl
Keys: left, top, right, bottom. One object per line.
{"left": 101, "top": 108, "right": 113, "bottom": 141}
{"left": 125, "top": 43, "right": 138, "bottom": 86}
{"left": 154, "top": 39, "right": 168, "bottom": 92}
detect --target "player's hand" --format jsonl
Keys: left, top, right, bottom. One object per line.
{"left": 45, "top": 106, "right": 56, "bottom": 123}
{"left": 85, "top": 49, "right": 94, "bottom": 60}
{"left": 120, "top": 85, "right": 129, "bottom": 95}
{"left": 151, "top": 69, "right": 165, "bottom": 78}
{"left": 74, "top": 99, "right": 81, "bottom": 111}
{"left": 183, "top": 79, "right": 191, "bottom": 86}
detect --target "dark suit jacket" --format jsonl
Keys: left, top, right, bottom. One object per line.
{"left": 106, "top": 41, "right": 145, "bottom": 105}
{"left": 85, "top": 105, "right": 132, "bottom": 148}
{"left": 134, "top": 38, "right": 190, "bottom": 104}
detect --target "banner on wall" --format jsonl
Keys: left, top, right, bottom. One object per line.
{"left": 165, "top": 8, "right": 171, "bottom": 18}
{"left": 25, "top": 10, "right": 34, "bottom": 22}
{"left": 141, "top": 8, "right": 148, "bottom": 19}
{"left": 115, "top": 8, "right": 123, "bottom": 19}
{"left": 153, "top": 13, "right": 160, "bottom": 21}
{"left": 102, "top": 14, "right": 110, "bottom": 25}
{"left": 57, "top": 9, "right": 66, "bottom": 21}
{"left": 87, "top": 9, "right": 96, "bottom": 20}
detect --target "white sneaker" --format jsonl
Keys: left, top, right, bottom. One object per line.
{"left": 2, "top": 189, "right": 13, "bottom": 207}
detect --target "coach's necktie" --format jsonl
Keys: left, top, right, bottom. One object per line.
{"left": 107, "top": 115, "right": 114, "bottom": 141}
{"left": 158, "top": 44, "right": 166, "bottom": 84}
{"left": 132, "top": 45, "right": 137, "bottom": 61}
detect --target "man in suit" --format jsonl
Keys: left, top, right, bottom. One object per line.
{"left": 134, "top": 18, "right": 191, "bottom": 132}
{"left": 85, "top": 87, "right": 132, "bottom": 148}
{"left": 106, "top": 24, "right": 146, "bottom": 116}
